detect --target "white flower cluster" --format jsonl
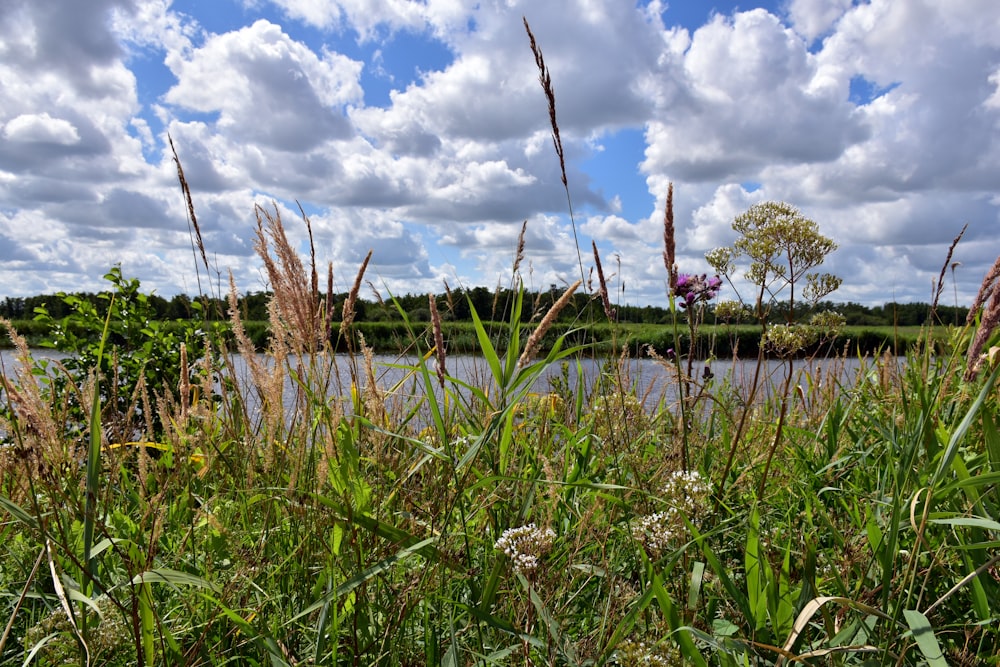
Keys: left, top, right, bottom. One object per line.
{"left": 630, "top": 511, "right": 679, "bottom": 556}
{"left": 612, "top": 638, "right": 675, "bottom": 666}
{"left": 495, "top": 523, "right": 556, "bottom": 575}
{"left": 661, "top": 470, "right": 712, "bottom": 519}
{"left": 632, "top": 470, "right": 712, "bottom": 557}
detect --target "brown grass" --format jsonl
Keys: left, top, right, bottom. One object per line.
{"left": 518, "top": 279, "right": 582, "bottom": 368}
{"left": 662, "top": 182, "right": 677, "bottom": 291}
{"left": 341, "top": 250, "right": 373, "bottom": 338}
{"left": 592, "top": 241, "right": 615, "bottom": 322}
{"left": 965, "top": 240, "right": 1000, "bottom": 380}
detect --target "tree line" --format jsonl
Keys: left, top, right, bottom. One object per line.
{"left": 0, "top": 286, "right": 969, "bottom": 328}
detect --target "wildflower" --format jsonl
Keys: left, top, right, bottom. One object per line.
{"left": 632, "top": 470, "right": 712, "bottom": 557}
{"left": 613, "top": 638, "right": 677, "bottom": 667}
{"left": 763, "top": 323, "right": 812, "bottom": 357}
{"left": 672, "top": 273, "right": 721, "bottom": 309}
{"left": 631, "top": 511, "right": 678, "bottom": 556}
{"left": 661, "top": 470, "right": 712, "bottom": 519}
{"left": 713, "top": 299, "right": 748, "bottom": 323}
{"left": 495, "top": 523, "right": 555, "bottom": 575}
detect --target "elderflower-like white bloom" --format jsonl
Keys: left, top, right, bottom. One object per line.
{"left": 661, "top": 470, "right": 712, "bottom": 520}
{"left": 495, "top": 523, "right": 556, "bottom": 575}
{"left": 632, "top": 470, "right": 713, "bottom": 557}
{"left": 631, "top": 511, "right": 678, "bottom": 556}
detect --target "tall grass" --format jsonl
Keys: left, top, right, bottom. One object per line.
{"left": 1, "top": 25, "right": 998, "bottom": 667}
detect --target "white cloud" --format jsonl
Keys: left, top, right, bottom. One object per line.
{"left": 0, "top": 0, "right": 998, "bottom": 309}
{"left": 785, "top": 0, "right": 853, "bottom": 42}
{"left": 163, "top": 20, "right": 363, "bottom": 150}
{"left": 3, "top": 113, "right": 81, "bottom": 145}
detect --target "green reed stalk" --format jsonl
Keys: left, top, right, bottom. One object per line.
{"left": 81, "top": 295, "right": 114, "bottom": 646}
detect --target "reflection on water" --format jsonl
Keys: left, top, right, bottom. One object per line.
{"left": 2, "top": 347, "right": 890, "bottom": 420}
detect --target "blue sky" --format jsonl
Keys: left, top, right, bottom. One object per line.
{"left": 1, "top": 0, "right": 999, "bottom": 308}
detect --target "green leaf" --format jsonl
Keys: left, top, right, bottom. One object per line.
{"left": 902, "top": 609, "right": 949, "bottom": 667}
{"left": 982, "top": 410, "right": 1000, "bottom": 471}
{"left": 687, "top": 561, "right": 705, "bottom": 611}
{"left": 926, "top": 516, "right": 1000, "bottom": 531}
{"left": 130, "top": 568, "right": 220, "bottom": 592}
{"left": 932, "top": 364, "right": 999, "bottom": 487}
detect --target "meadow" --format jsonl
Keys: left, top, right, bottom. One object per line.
{"left": 2, "top": 203, "right": 1000, "bottom": 667}
{"left": 1, "top": 23, "right": 999, "bottom": 667}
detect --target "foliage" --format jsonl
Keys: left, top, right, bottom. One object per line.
{"left": 29, "top": 266, "right": 221, "bottom": 441}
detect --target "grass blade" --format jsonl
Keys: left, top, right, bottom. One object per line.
{"left": 902, "top": 609, "right": 949, "bottom": 667}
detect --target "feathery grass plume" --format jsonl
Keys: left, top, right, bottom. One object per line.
{"left": 662, "top": 182, "right": 678, "bottom": 290}
{"left": 592, "top": 241, "right": 616, "bottom": 321}
{"left": 964, "top": 242, "right": 1000, "bottom": 379}
{"left": 254, "top": 203, "right": 321, "bottom": 354}
{"left": 366, "top": 280, "right": 385, "bottom": 308}
{"left": 341, "top": 249, "right": 373, "bottom": 337}
{"left": 966, "top": 285, "right": 1000, "bottom": 381}
{"left": 0, "top": 320, "right": 60, "bottom": 473}
{"left": 513, "top": 220, "right": 527, "bottom": 275}
{"left": 429, "top": 293, "right": 447, "bottom": 388}
{"left": 225, "top": 271, "right": 281, "bottom": 453}
{"left": 518, "top": 279, "right": 581, "bottom": 367}
{"left": 357, "top": 332, "right": 379, "bottom": 407}
{"left": 169, "top": 134, "right": 210, "bottom": 295}
{"left": 444, "top": 279, "right": 454, "bottom": 315}
{"left": 930, "top": 223, "right": 966, "bottom": 319}
{"left": 524, "top": 17, "right": 586, "bottom": 286}
{"left": 524, "top": 20, "right": 565, "bottom": 188}
{"left": 967, "top": 249, "right": 1000, "bottom": 327}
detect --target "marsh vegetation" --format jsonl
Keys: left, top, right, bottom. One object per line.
{"left": 0, "top": 21, "right": 998, "bottom": 667}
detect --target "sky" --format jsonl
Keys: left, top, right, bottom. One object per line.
{"left": 1, "top": 0, "right": 999, "bottom": 309}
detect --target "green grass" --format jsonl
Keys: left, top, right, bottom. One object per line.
{"left": 1, "top": 276, "right": 998, "bottom": 666}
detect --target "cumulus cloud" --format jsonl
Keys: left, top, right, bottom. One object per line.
{"left": 163, "top": 19, "right": 362, "bottom": 149}
{"left": 0, "top": 0, "right": 998, "bottom": 309}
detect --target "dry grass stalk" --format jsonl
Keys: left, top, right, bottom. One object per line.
{"left": 663, "top": 182, "right": 677, "bottom": 291}
{"left": 254, "top": 203, "right": 321, "bottom": 354}
{"left": 930, "top": 224, "right": 966, "bottom": 316}
{"left": 0, "top": 321, "right": 61, "bottom": 475}
{"left": 592, "top": 241, "right": 616, "bottom": 322}
{"left": 299, "top": 202, "right": 319, "bottom": 306}
{"left": 341, "top": 250, "right": 373, "bottom": 337}
{"left": 324, "top": 262, "right": 334, "bottom": 344}
{"left": 513, "top": 220, "right": 527, "bottom": 276}
{"left": 518, "top": 279, "right": 581, "bottom": 367}
{"left": 169, "top": 135, "right": 210, "bottom": 289}
{"left": 964, "top": 242, "right": 1000, "bottom": 380}
{"left": 429, "top": 294, "right": 447, "bottom": 388}
{"left": 179, "top": 342, "right": 190, "bottom": 423}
